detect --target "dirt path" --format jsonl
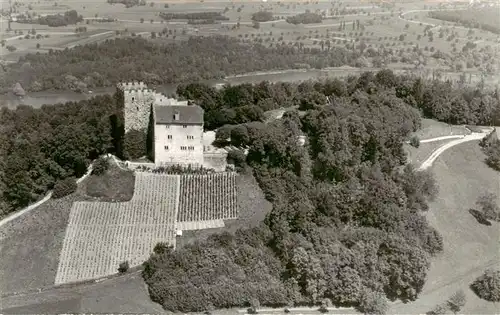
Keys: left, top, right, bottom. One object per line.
{"left": 419, "top": 131, "right": 490, "bottom": 170}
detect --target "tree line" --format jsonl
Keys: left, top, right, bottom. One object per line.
{"left": 286, "top": 11, "right": 323, "bottom": 25}
{"left": 159, "top": 12, "right": 229, "bottom": 21}
{"left": 16, "top": 10, "right": 83, "bottom": 27}
{"left": 0, "top": 36, "right": 361, "bottom": 94}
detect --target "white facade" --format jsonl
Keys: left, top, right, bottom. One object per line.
{"left": 154, "top": 123, "right": 204, "bottom": 167}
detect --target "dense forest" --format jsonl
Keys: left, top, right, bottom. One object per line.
{"left": 141, "top": 72, "right": 500, "bottom": 312}
{"left": 0, "top": 36, "right": 359, "bottom": 94}
{"left": 16, "top": 10, "right": 83, "bottom": 27}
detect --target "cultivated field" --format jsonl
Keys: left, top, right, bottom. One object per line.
{"left": 55, "top": 173, "right": 179, "bottom": 284}
{"left": 177, "top": 172, "right": 238, "bottom": 222}
{"left": 391, "top": 141, "right": 500, "bottom": 314}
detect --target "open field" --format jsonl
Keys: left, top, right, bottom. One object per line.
{"left": 55, "top": 173, "right": 179, "bottom": 284}
{"left": 391, "top": 141, "right": 500, "bottom": 314}
{"left": 412, "top": 118, "right": 471, "bottom": 139}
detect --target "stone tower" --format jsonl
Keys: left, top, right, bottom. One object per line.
{"left": 117, "top": 81, "right": 156, "bottom": 133}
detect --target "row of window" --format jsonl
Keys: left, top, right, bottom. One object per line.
{"left": 164, "top": 146, "right": 196, "bottom": 151}
{"left": 166, "top": 135, "right": 194, "bottom": 140}
{"left": 165, "top": 125, "right": 187, "bottom": 129}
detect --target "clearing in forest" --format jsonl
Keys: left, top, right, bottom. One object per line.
{"left": 55, "top": 173, "right": 180, "bottom": 285}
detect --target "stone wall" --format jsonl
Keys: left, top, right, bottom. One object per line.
{"left": 203, "top": 147, "right": 228, "bottom": 172}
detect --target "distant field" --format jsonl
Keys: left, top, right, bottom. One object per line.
{"left": 428, "top": 8, "right": 500, "bottom": 34}
{"left": 55, "top": 173, "right": 179, "bottom": 284}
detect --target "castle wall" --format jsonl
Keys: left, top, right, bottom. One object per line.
{"left": 123, "top": 89, "right": 156, "bottom": 133}
{"left": 154, "top": 123, "right": 204, "bottom": 167}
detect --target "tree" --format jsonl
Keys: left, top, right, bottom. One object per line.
{"left": 447, "top": 290, "right": 466, "bottom": 314}
{"left": 470, "top": 269, "right": 500, "bottom": 302}
{"left": 476, "top": 193, "right": 500, "bottom": 221}
{"left": 410, "top": 136, "right": 420, "bottom": 148}
{"left": 118, "top": 260, "right": 130, "bottom": 273}
{"left": 53, "top": 177, "right": 77, "bottom": 199}
{"left": 358, "top": 290, "right": 389, "bottom": 315}
{"left": 92, "top": 156, "right": 109, "bottom": 175}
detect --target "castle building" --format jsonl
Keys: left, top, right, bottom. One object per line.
{"left": 118, "top": 81, "right": 227, "bottom": 171}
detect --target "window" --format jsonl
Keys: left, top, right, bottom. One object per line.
{"left": 183, "top": 125, "right": 187, "bottom": 128}
{"left": 180, "top": 146, "right": 187, "bottom": 151}
{"left": 165, "top": 125, "right": 170, "bottom": 129}
{"left": 131, "top": 97, "right": 135, "bottom": 101}
{"left": 188, "top": 146, "right": 194, "bottom": 151}
{"left": 187, "top": 135, "right": 194, "bottom": 140}
{"left": 167, "top": 135, "right": 172, "bottom": 139}
{"left": 164, "top": 145, "right": 169, "bottom": 150}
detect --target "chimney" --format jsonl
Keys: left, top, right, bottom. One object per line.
{"left": 173, "top": 111, "right": 180, "bottom": 121}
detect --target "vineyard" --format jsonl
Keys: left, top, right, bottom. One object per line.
{"left": 55, "top": 173, "right": 180, "bottom": 285}
{"left": 177, "top": 173, "right": 239, "bottom": 222}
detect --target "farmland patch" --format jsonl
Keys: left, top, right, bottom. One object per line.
{"left": 177, "top": 172, "right": 238, "bottom": 222}
{"left": 55, "top": 173, "right": 179, "bottom": 285}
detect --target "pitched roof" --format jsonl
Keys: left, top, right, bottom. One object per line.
{"left": 154, "top": 105, "right": 204, "bottom": 125}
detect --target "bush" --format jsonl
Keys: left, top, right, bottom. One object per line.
{"left": 470, "top": 269, "right": 500, "bottom": 302}
{"left": 92, "top": 156, "right": 110, "bottom": 175}
{"left": 410, "top": 136, "right": 420, "bottom": 148}
{"left": 426, "top": 303, "right": 448, "bottom": 315}
{"left": 357, "top": 290, "right": 389, "bottom": 315}
{"left": 447, "top": 290, "right": 466, "bottom": 314}
{"left": 118, "top": 260, "right": 130, "bottom": 273}
{"left": 247, "top": 307, "right": 258, "bottom": 314}
{"left": 52, "top": 177, "right": 77, "bottom": 198}
{"left": 476, "top": 193, "right": 500, "bottom": 221}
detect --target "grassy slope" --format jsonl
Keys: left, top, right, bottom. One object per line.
{"left": 0, "top": 187, "right": 94, "bottom": 294}
{"left": 412, "top": 118, "right": 471, "bottom": 140}
{"left": 391, "top": 141, "right": 500, "bottom": 314}
{"left": 0, "top": 270, "right": 165, "bottom": 313}
{"left": 404, "top": 139, "right": 454, "bottom": 168}
{"left": 0, "top": 165, "right": 134, "bottom": 295}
